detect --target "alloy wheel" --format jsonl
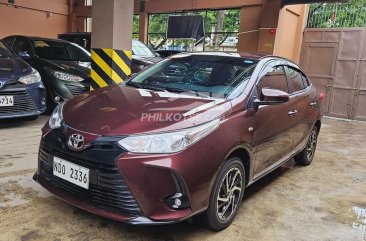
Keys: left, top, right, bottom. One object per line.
{"left": 306, "top": 130, "right": 317, "bottom": 160}
{"left": 216, "top": 167, "right": 243, "bottom": 222}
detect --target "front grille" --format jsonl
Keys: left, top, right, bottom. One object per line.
{"left": 0, "top": 90, "right": 37, "bottom": 115}
{"left": 65, "top": 84, "right": 89, "bottom": 97}
{"left": 38, "top": 140, "right": 141, "bottom": 216}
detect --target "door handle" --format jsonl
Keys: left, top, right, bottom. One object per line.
{"left": 310, "top": 102, "right": 317, "bottom": 107}
{"left": 288, "top": 109, "right": 298, "bottom": 117}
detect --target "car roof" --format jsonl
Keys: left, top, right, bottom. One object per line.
{"left": 4, "top": 35, "right": 70, "bottom": 43}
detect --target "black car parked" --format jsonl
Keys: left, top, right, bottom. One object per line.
{"left": 58, "top": 32, "right": 162, "bottom": 73}
{"left": 0, "top": 40, "right": 46, "bottom": 120}
{"left": 3, "top": 36, "right": 92, "bottom": 111}
{"left": 155, "top": 49, "right": 184, "bottom": 58}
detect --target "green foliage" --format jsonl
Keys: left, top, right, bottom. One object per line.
{"left": 142, "top": 9, "right": 240, "bottom": 49}
{"left": 308, "top": 0, "right": 366, "bottom": 28}
{"left": 133, "top": 15, "right": 139, "bottom": 34}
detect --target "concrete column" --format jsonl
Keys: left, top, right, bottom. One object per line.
{"left": 90, "top": 0, "right": 133, "bottom": 89}
{"left": 67, "top": 0, "right": 74, "bottom": 32}
{"left": 237, "top": 0, "right": 281, "bottom": 54}
{"left": 237, "top": 5, "right": 262, "bottom": 52}
{"left": 273, "top": 4, "right": 309, "bottom": 63}
{"left": 139, "top": 12, "right": 148, "bottom": 44}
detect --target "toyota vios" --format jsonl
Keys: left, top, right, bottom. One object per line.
{"left": 34, "top": 53, "right": 322, "bottom": 230}
{"left": 0, "top": 40, "right": 46, "bottom": 120}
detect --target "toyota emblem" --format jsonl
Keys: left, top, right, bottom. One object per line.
{"left": 68, "top": 134, "right": 85, "bottom": 150}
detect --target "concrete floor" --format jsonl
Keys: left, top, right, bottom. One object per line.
{"left": 0, "top": 116, "right": 365, "bottom": 241}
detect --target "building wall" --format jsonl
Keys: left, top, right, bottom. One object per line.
{"left": 273, "top": 4, "right": 309, "bottom": 63}
{"left": 0, "top": 0, "right": 69, "bottom": 39}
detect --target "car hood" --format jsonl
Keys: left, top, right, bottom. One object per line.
{"left": 0, "top": 57, "right": 32, "bottom": 84}
{"left": 63, "top": 85, "right": 231, "bottom": 136}
{"left": 0, "top": 58, "right": 31, "bottom": 79}
{"left": 39, "top": 58, "right": 91, "bottom": 78}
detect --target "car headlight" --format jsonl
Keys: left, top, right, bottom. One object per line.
{"left": 118, "top": 119, "right": 220, "bottom": 154}
{"left": 18, "top": 68, "right": 41, "bottom": 84}
{"left": 51, "top": 70, "right": 84, "bottom": 82}
{"left": 49, "top": 103, "right": 65, "bottom": 129}
{"left": 137, "top": 64, "right": 147, "bottom": 70}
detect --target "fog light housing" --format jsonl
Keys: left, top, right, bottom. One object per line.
{"left": 166, "top": 193, "right": 190, "bottom": 209}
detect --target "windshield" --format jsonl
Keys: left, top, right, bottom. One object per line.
{"left": 128, "top": 55, "right": 258, "bottom": 99}
{"left": 32, "top": 40, "right": 91, "bottom": 61}
{"left": 0, "top": 41, "right": 15, "bottom": 58}
{"left": 132, "top": 40, "right": 157, "bottom": 57}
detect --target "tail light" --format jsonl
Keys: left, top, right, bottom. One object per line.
{"left": 319, "top": 92, "right": 326, "bottom": 101}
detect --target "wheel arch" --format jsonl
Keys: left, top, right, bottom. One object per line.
{"left": 225, "top": 147, "right": 251, "bottom": 187}
{"left": 204, "top": 145, "right": 253, "bottom": 210}
{"left": 315, "top": 119, "right": 321, "bottom": 133}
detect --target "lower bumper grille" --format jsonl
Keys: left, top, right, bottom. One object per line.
{"left": 0, "top": 90, "right": 37, "bottom": 115}
{"left": 38, "top": 141, "right": 141, "bottom": 216}
{"left": 65, "top": 84, "right": 89, "bottom": 97}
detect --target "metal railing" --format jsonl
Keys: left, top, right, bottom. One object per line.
{"left": 307, "top": 2, "right": 366, "bottom": 28}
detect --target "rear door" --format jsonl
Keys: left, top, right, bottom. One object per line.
{"left": 252, "top": 61, "right": 298, "bottom": 179}
{"left": 285, "top": 66, "right": 317, "bottom": 150}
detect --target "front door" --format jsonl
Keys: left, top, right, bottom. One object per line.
{"left": 251, "top": 63, "right": 298, "bottom": 179}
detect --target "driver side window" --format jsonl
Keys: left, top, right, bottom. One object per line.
{"left": 257, "top": 65, "right": 289, "bottom": 100}
{"left": 12, "top": 38, "right": 32, "bottom": 55}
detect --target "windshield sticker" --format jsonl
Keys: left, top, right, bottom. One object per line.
{"left": 138, "top": 89, "right": 152, "bottom": 97}
{"left": 157, "top": 92, "right": 180, "bottom": 98}
{"left": 33, "top": 41, "right": 49, "bottom": 47}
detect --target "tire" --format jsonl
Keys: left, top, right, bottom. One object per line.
{"left": 294, "top": 126, "right": 318, "bottom": 166}
{"left": 198, "top": 157, "right": 246, "bottom": 231}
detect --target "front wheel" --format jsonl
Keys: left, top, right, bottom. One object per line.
{"left": 294, "top": 126, "right": 318, "bottom": 166}
{"left": 198, "top": 157, "right": 245, "bottom": 231}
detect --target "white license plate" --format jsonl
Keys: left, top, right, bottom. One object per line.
{"left": 0, "top": 96, "right": 14, "bottom": 106}
{"left": 53, "top": 157, "right": 90, "bottom": 189}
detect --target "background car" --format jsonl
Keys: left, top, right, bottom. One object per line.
{"left": 155, "top": 49, "right": 184, "bottom": 58}
{"left": 3, "top": 35, "right": 92, "bottom": 111}
{"left": 58, "top": 32, "right": 162, "bottom": 72}
{"left": 0, "top": 40, "right": 46, "bottom": 120}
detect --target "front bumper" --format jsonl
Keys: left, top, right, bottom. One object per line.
{"left": 33, "top": 172, "right": 176, "bottom": 225}
{"left": 34, "top": 122, "right": 228, "bottom": 224}
{"left": 0, "top": 82, "right": 46, "bottom": 119}
{"left": 34, "top": 128, "right": 192, "bottom": 224}
{"left": 46, "top": 76, "right": 91, "bottom": 102}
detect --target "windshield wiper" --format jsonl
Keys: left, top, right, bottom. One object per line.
{"left": 125, "top": 82, "right": 143, "bottom": 89}
{"left": 163, "top": 87, "right": 211, "bottom": 99}
{"left": 126, "top": 82, "right": 211, "bottom": 98}
{"left": 125, "top": 82, "right": 166, "bottom": 92}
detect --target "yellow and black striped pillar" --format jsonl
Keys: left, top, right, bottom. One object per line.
{"left": 90, "top": 48, "right": 132, "bottom": 90}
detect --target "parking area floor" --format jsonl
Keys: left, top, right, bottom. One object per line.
{"left": 0, "top": 116, "right": 365, "bottom": 241}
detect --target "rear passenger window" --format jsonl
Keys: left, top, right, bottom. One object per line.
{"left": 257, "top": 65, "right": 289, "bottom": 95}
{"left": 287, "top": 67, "right": 308, "bottom": 93}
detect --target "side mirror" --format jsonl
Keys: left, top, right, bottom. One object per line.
{"left": 18, "top": 51, "right": 30, "bottom": 60}
{"left": 253, "top": 88, "right": 289, "bottom": 107}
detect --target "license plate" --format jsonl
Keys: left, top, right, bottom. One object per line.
{"left": 0, "top": 96, "right": 14, "bottom": 106}
{"left": 53, "top": 157, "right": 90, "bottom": 189}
